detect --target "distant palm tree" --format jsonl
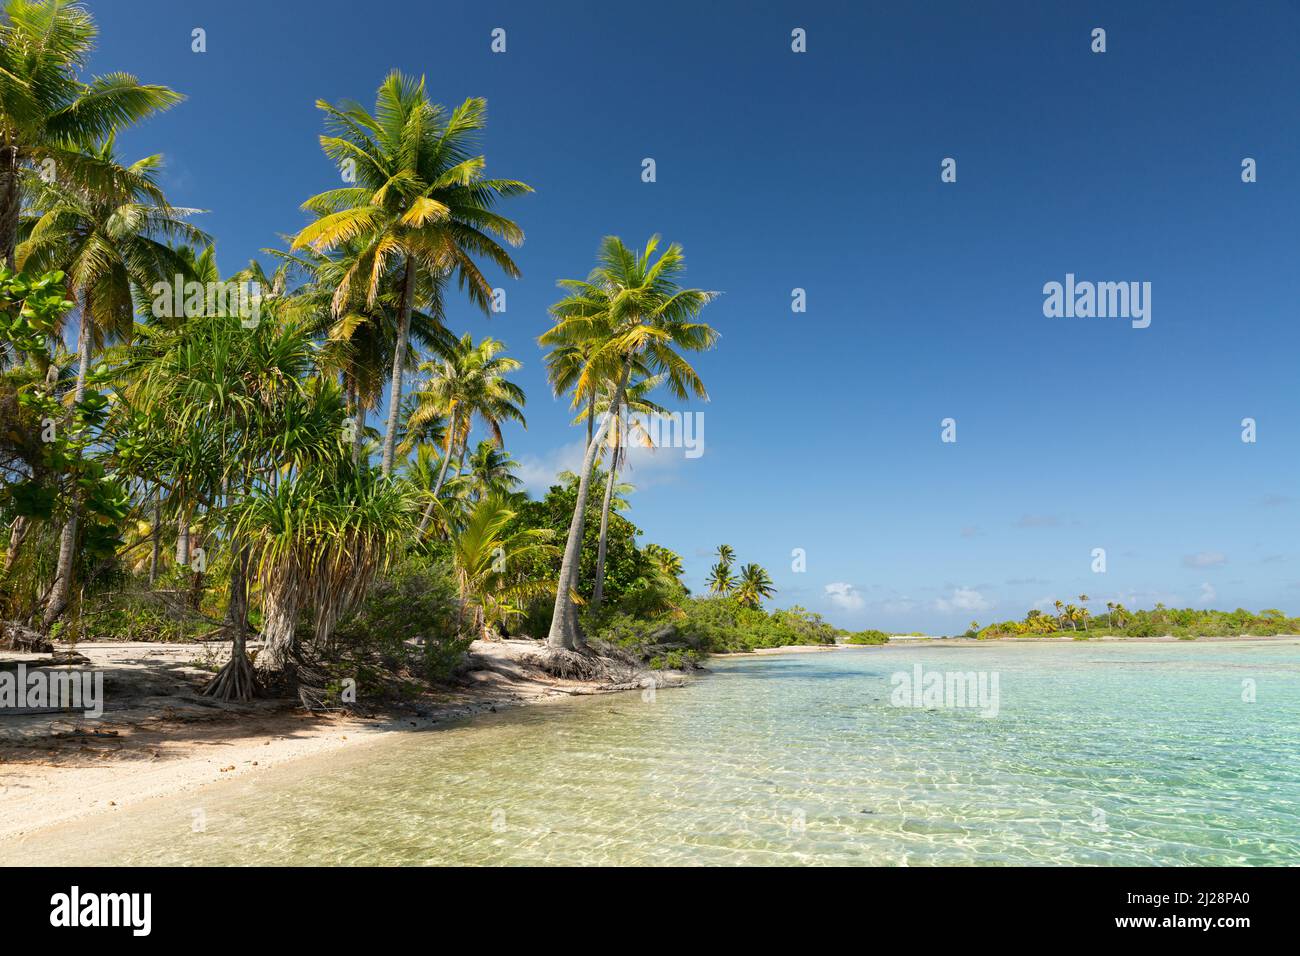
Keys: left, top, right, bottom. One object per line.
{"left": 735, "top": 563, "right": 775, "bottom": 608}
{"left": 716, "top": 544, "right": 735, "bottom": 567}
{"left": 706, "top": 562, "right": 735, "bottom": 595}
{"left": 1078, "top": 594, "right": 1090, "bottom": 631}
{"left": 0, "top": 0, "right": 183, "bottom": 266}
{"left": 644, "top": 543, "right": 683, "bottom": 580}
{"left": 406, "top": 333, "right": 524, "bottom": 533}
{"left": 291, "top": 72, "right": 530, "bottom": 474}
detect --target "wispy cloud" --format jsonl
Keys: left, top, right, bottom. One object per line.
{"left": 1196, "top": 582, "right": 1217, "bottom": 605}
{"left": 1014, "top": 514, "right": 1061, "bottom": 528}
{"left": 934, "top": 587, "right": 993, "bottom": 614}
{"left": 824, "top": 582, "right": 864, "bottom": 610}
{"left": 1182, "top": 551, "right": 1227, "bottom": 569}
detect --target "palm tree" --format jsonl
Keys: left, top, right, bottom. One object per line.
{"left": 715, "top": 544, "right": 735, "bottom": 567}
{"left": 1078, "top": 593, "right": 1090, "bottom": 632}
{"left": 291, "top": 72, "right": 530, "bottom": 476}
{"left": 19, "top": 140, "right": 206, "bottom": 627}
{"left": 735, "top": 563, "right": 775, "bottom": 608}
{"left": 1053, "top": 599, "right": 1066, "bottom": 631}
{"left": 270, "top": 241, "right": 455, "bottom": 468}
{"left": 538, "top": 235, "right": 718, "bottom": 651}
{"left": 464, "top": 439, "right": 521, "bottom": 501}
{"left": 0, "top": 0, "right": 183, "bottom": 267}
{"left": 644, "top": 543, "right": 683, "bottom": 580}
{"left": 448, "top": 495, "right": 557, "bottom": 640}
{"left": 706, "top": 562, "right": 735, "bottom": 595}
{"left": 404, "top": 333, "right": 525, "bottom": 532}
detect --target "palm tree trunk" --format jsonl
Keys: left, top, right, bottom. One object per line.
{"left": 203, "top": 539, "right": 256, "bottom": 701}
{"left": 591, "top": 423, "right": 621, "bottom": 614}
{"left": 41, "top": 304, "right": 92, "bottom": 629}
{"left": 585, "top": 400, "right": 594, "bottom": 450}
{"left": 0, "top": 146, "right": 18, "bottom": 271}
{"left": 175, "top": 507, "right": 189, "bottom": 566}
{"left": 417, "top": 410, "right": 458, "bottom": 535}
{"left": 148, "top": 493, "right": 161, "bottom": 585}
{"left": 3, "top": 516, "right": 29, "bottom": 578}
{"left": 380, "top": 255, "right": 416, "bottom": 477}
{"left": 347, "top": 378, "right": 365, "bottom": 467}
{"left": 547, "top": 361, "right": 630, "bottom": 650}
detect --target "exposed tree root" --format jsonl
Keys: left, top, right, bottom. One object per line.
{"left": 201, "top": 644, "right": 258, "bottom": 702}
{"left": 527, "top": 643, "right": 644, "bottom": 684}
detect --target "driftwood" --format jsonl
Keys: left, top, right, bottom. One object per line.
{"left": 1, "top": 620, "right": 53, "bottom": 653}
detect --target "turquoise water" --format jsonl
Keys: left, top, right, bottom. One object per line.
{"left": 8, "top": 640, "right": 1300, "bottom": 865}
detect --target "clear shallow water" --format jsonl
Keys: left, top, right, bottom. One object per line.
{"left": 8, "top": 640, "right": 1300, "bottom": 866}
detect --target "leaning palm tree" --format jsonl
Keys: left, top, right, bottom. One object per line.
{"left": 19, "top": 140, "right": 206, "bottom": 627}
{"left": 0, "top": 0, "right": 182, "bottom": 267}
{"left": 706, "top": 562, "right": 735, "bottom": 595}
{"left": 734, "top": 563, "right": 775, "bottom": 608}
{"left": 291, "top": 72, "right": 531, "bottom": 475}
{"left": 715, "top": 544, "right": 735, "bottom": 567}
{"left": 539, "top": 235, "right": 718, "bottom": 651}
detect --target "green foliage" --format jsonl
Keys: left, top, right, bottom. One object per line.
{"left": 844, "top": 629, "right": 890, "bottom": 645}
{"left": 332, "top": 557, "right": 468, "bottom": 680}
{"left": 975, "top": 604, "right": 1300, "bottom": 639}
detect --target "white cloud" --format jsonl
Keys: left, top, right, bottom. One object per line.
{"left": 1197, "top": 582, "right": 1217, "bottom": 605}
{"left": 934, "top": 587, "right": 993, "bottom": 614}
{"left": 824, "top": 582, "right": 864, "bottom": 610}
{"left": 1183, "top": 551, "right": 1227, "bottom": 569}
{"left": 516, "top": 441, "right": 587, "bottom": 496}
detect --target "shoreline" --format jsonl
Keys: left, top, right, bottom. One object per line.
{"left": 0, "top": 638, "right": 687, "bottom": 844}
{"left": 5, "top": 632, "right": 1296, "bottom": 846}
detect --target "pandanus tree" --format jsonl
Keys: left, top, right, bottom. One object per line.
{"left": 290, "top": 72, "right": 530, "bottom": 476}
{"left": 120, "top": 303, "right": 351, "bottom": 698}
{"left": 18, "top": 140, "right": 206, "bottom": 627}
{"left": 539, "top": 235, "right": 718, "bottom": 651}
{"left": 0, "top": 0, "right": 182, "bottom": 268}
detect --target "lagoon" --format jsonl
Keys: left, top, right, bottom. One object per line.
{"left": 7, "top": 640, "right": 1299, "bottom": 866}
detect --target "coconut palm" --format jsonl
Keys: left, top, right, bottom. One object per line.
{"left": 715, "top": 544, "right": 735, "bottom": 567}
{"left": 290, "top": 72, "right": 530, "bottom": 475}
{"left": 19, "top": 140, "right": 206, "bottom": 627}
{"left": 539, "top": 235, "right": 718, "bottom": 650}
{"left": 706, "top": 562, "right": 735, "bottom": 595}
{"left": 405, "top": 333, "right": 524, "bottom": 533}
{"left": 735, "top": 563, "right": 775, "bottom": 608}
{"left": 0, "top": 0, "right": 183, "bottom": 267}
{"left": 644, "top": 543, "right": 683, "bottom": 580}
{"left": 464, "top": 439, "right": 521, "bottom": 501}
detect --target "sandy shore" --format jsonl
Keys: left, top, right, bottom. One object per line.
{"left": 0, "top": 639, "right": 685, "bottom": 843}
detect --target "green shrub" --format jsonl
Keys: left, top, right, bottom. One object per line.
{"left": 333, "top": 558, "right": 468, "bottom": 680}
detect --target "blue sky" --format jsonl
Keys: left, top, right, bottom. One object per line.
{"left": 89, "top": 1, "right": 1300, "bottom": 632}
